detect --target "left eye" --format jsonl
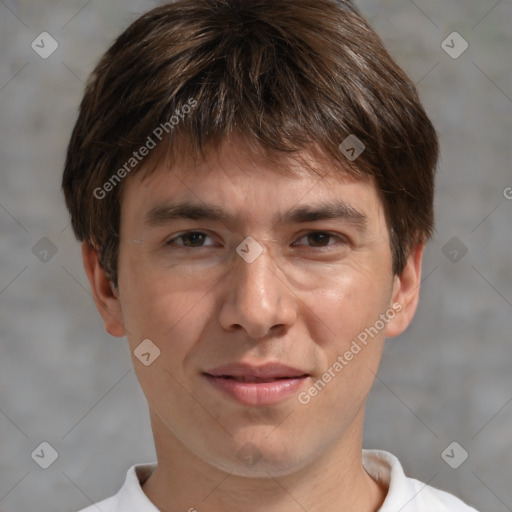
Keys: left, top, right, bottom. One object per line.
{"left": 293, "top": 232, "right": 347, "bottom": 248}
{"left": 165, "top": 231, "right": 215, "bottom": 248}
{"left": 165, "top": 231, "right": 345, "bottom": 249}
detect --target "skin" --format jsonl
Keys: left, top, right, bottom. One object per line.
{"left": 83, "top": 134, "right": 424, "bottom": 512}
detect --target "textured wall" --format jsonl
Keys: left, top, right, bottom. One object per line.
{"left": 0, "top": 0, "right": 510, "bottom": 510}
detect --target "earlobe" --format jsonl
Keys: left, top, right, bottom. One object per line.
{"left": 385, "top": 244, "right": 424, "bottom": 339}
{"left": 81, "top": 241, "right": 126, "bottom": 338}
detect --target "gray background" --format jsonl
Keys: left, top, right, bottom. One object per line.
{"left": 0, "top": 0, "right": 511, "bottom": 510}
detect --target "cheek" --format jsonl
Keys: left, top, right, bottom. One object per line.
{"left": 306, "top": 265, "right": 392, "bottom": 345}
{"left": 302, "top": 271, "right": 391, "bottom": 409}
{"left": 118, "top": 256, "right": 213, "bottom": 360}
{"left": 119, "top": 275, "right": 210, "bottom": 407}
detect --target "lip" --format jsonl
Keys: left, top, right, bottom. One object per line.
{"left": 203, "top": 363, "right": 310, "bottom": 406}
{"left": 205, "top": 362, "right": 309, "bottom": 379}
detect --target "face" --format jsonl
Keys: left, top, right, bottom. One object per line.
{"left": 84, "top": 135, "right": 422, "bottom": 478}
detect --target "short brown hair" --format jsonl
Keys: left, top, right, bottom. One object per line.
{"left": 62, "top": 0, "right": 438, "bottom": 288}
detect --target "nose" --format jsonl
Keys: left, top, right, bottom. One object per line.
{"left": 218, "top": 240, "right": 297, "bottom": 339}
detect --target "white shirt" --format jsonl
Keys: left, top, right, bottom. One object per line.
{"left": 76, "top": 449, "right": 480, "bottom": 511}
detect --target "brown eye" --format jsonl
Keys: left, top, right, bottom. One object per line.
{"left": 165, "top": 231, "right": 213, "bottom": 248}
{"left": 293, "top": 232, "right": 347, "bottom": 248}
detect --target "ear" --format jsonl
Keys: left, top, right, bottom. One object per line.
{"left": 81, "top": 241, "right": 126, "bottom": 337}
{"left": 385, "top": 243, "right": 424, "bottom": 338}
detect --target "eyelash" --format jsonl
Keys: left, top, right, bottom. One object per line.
{"left": 164, "top": 231, "right": 349, "bottom": 250}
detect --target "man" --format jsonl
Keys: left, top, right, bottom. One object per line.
{"left": 62, "top": 0, "right": 480, "bottom": 510}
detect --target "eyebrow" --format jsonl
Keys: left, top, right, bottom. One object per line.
{"left": 143, "top": 199, "right": 368, "bottom": 231}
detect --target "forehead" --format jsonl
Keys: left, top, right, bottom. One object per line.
{"left": 119, "top": 136, "right": 387, "bottom": 235}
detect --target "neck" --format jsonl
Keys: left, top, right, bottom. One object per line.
{"left": 142, "top": 410, "right": 387, "bottom": 512}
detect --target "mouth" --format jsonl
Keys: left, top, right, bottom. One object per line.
{"left": 207, "top": 375, "right": 309, "bottom": 383}
{"left": 202, "top": 363, "right": 310, "bottom": 406}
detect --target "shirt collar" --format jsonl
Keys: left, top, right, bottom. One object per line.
{"left": 116, "top": 463, "right": 159, "bottom": 511}
{"left": 115, "top": 450, "right": 440, "bottom": 511}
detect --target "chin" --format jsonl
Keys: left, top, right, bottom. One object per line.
{"left": 201, "top": 440, "right": 311, "bottom": 478}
